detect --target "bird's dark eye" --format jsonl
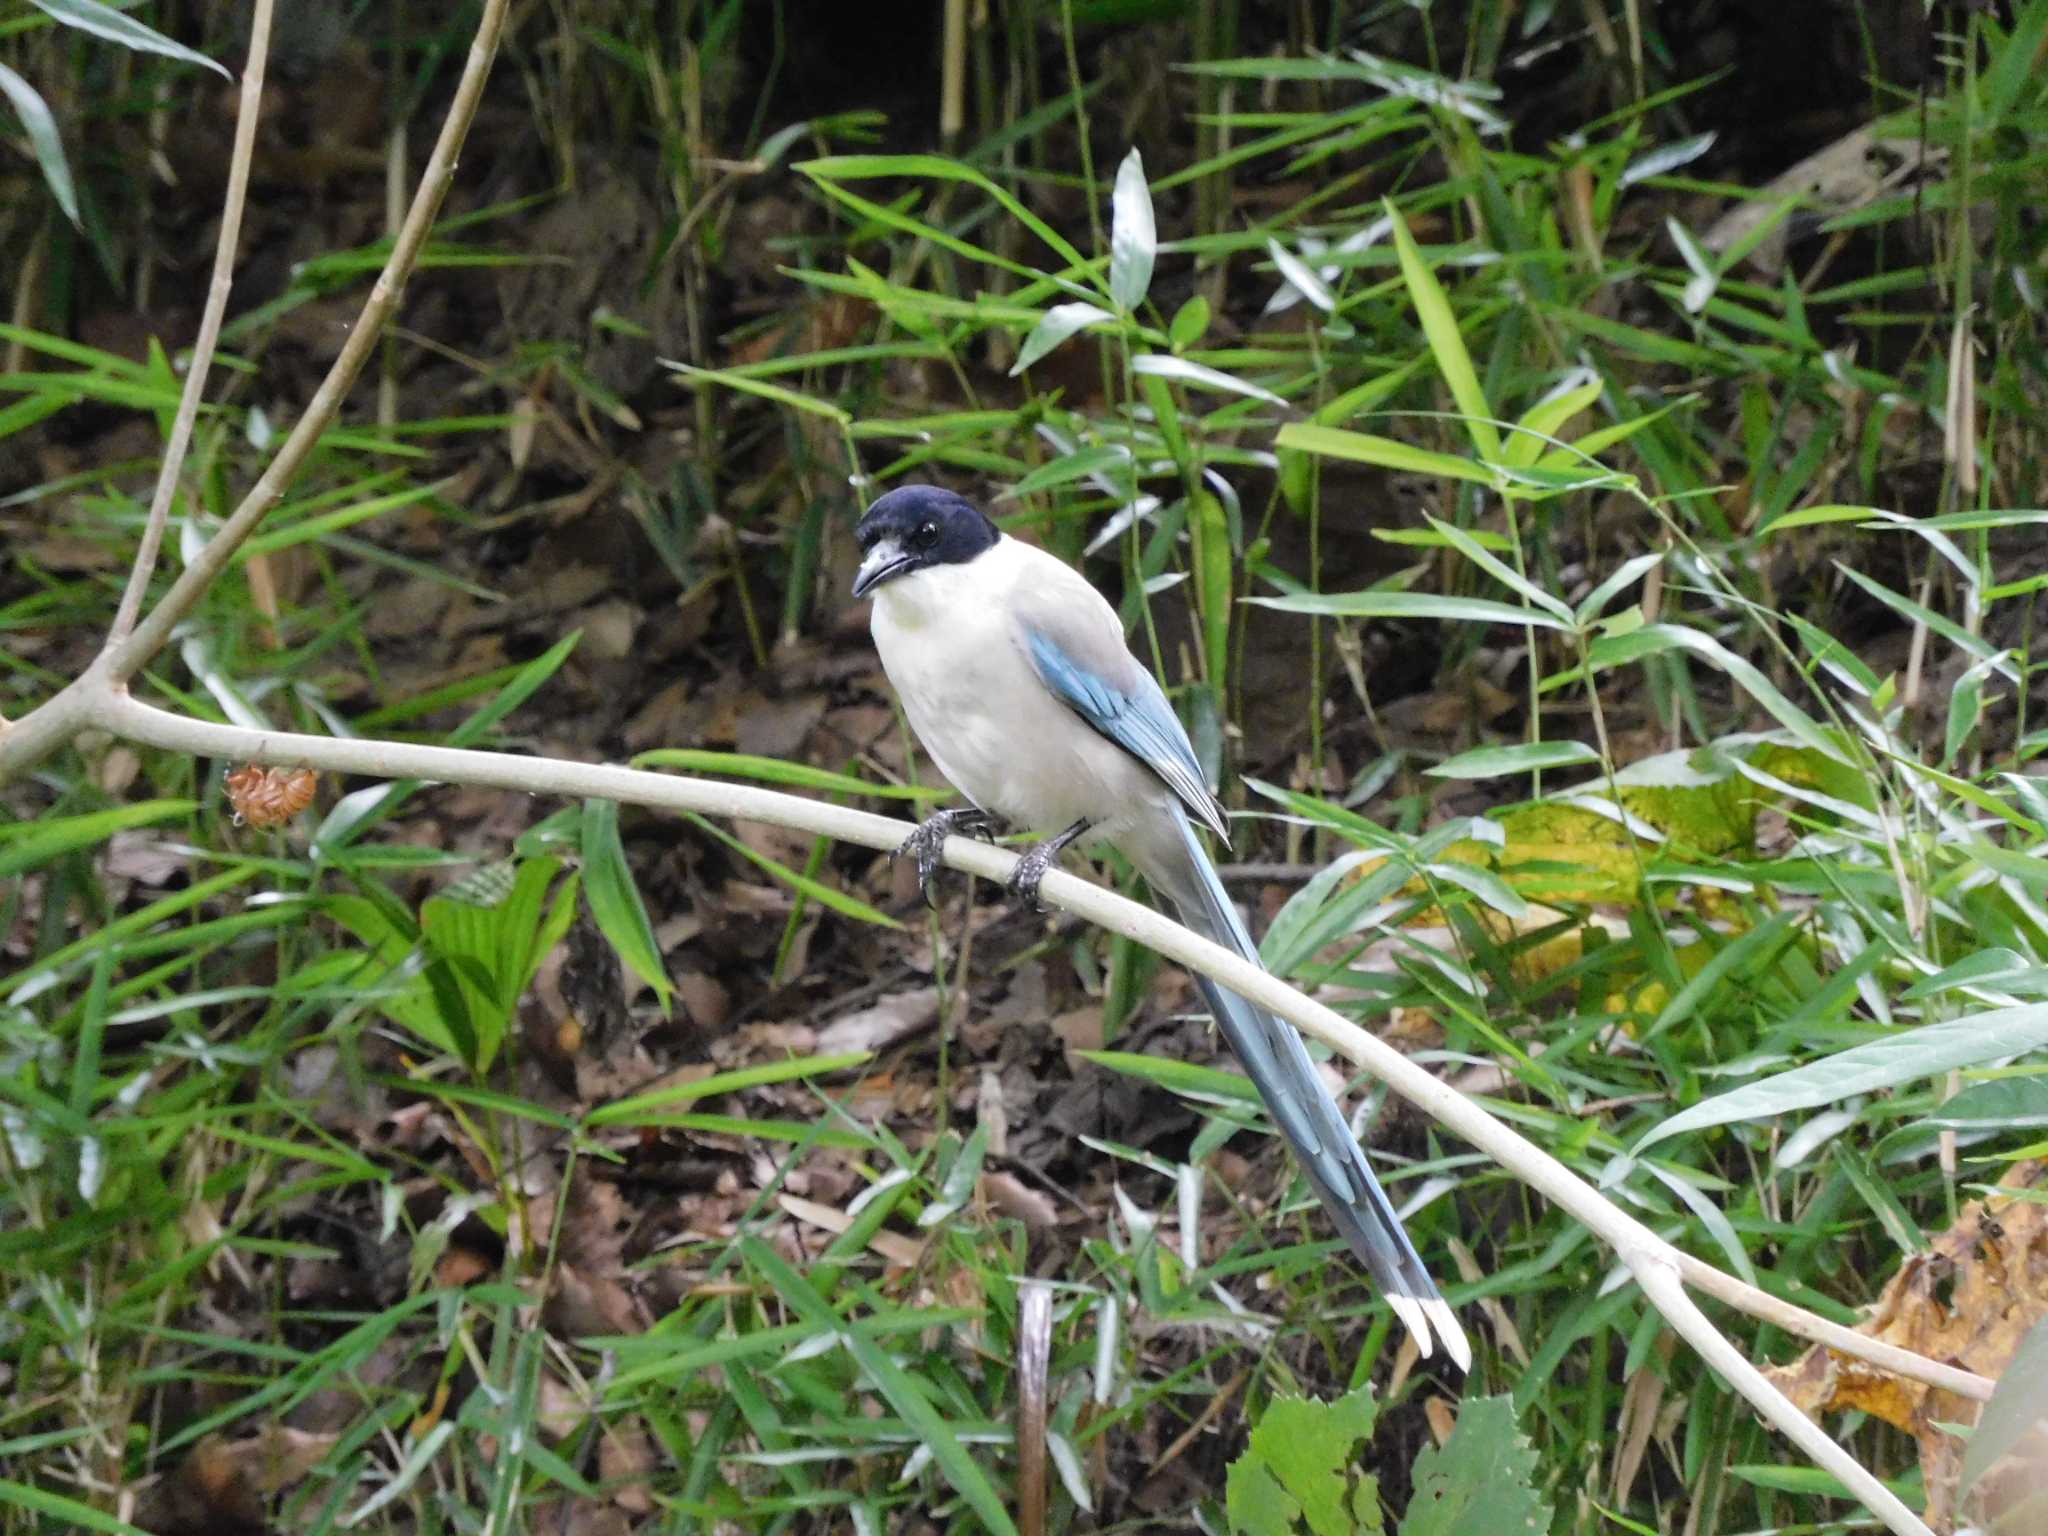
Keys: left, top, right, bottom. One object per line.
{"left": 911, "top": 522, "right": 939, "bottom": 552}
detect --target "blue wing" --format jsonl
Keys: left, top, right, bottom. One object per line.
{"left": 1021, "top": 625, "right": 1230, "bottom": 843}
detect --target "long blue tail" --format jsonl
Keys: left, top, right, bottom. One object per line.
{"left": 1148, "top": 807, "right": 1469, "bottom": 1370}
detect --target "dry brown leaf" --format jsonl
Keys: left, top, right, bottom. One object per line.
{"left": 982, "top": 1170, "right": 1060, "bottom": 1231}
{"left": 142, "top": 1426, "right": 338, "bottom": 1535}
{"left": 1763, "top": 1162, "right": 2048, "bottom": 1532}
{"left": 816, "top": 988, "right": 940, "bottom": 1055}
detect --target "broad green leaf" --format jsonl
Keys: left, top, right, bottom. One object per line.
{"left": 1401, "top": 1394, "right": 1550, "bottom": 1536}
{"left": 1634, "top": 1004, "right": 2048, "bottom": 1153}
{"left": 579, "top": 798, "right": 672, "bottom": 1009}
{"left": 1012, "top": 301, "right": 1117, "bottom": 375}
{"left": 1226, "top": 1387, "right": 1384, "bottom": 1536}
{"left": 1110, "top": 147, "right": 1157, "bottom": 312}
{"left": 1907, "top": 1076, "right": 2048, "bottom": 1131}
{"left": 0, "top": 63, "right": 78, "bottom": 226}
{"left": 1276, "top": 422, "right": 1493, "bottom": 486}
{"left": 1251, "top": 589, "right": 1572, "bottom": 630}
{"left": 1169, "top": 294, "right": 1210, "bottom": 348}
{"left": 1427, "top": 741, "right": 1600, "bottom": 778}
{"left": 1385, "top": 200, "right": 1499, "bottom": 463}
{"left": 30, "top": 0, "right": 229, "bottom": 76}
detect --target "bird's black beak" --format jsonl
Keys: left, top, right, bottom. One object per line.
{"left": 852, "top": 538, "right": 913, "bottom": 599}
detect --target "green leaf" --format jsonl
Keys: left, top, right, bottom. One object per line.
{"left": 0, "top": 800, "right": 195, "bottom": 879}
{"left": 1400, "top": 1394, "right": 1550, "bottom": 1536}
{"left": 1503, "top": 377, "right": 1603, "bottom": 469}
{"left": 1251, "top": 589, "right": 1573, "bottom": 631}
{"left": 1427, "top": 741, "right": 1600, "bottom": 778}
{"left": 1011, "top": 301, "right": 1117, "bottom": 375}
{"left": 1276, "top": 422, "right": 1493, "bottom": 486}
{"left": 1078, "top": 1049, "right": 1260, "bottom": 1104}
{"left": 1385, "top": 200, "right": 1499, "bottom": 463}
{"left": 30, "top": 0, "right": 230, "bottom": 77}
{"left": 1226, "top": 1387, "right": 1385, "bottom": 1536}
{"left": 1583, "top": 623, "right": 1844, "bottom": 762}
{"left": 1132, "top": 352, "right": 1286, "bottom": 406}
{"left": 1009, "top": 442, "right": 1133, "bottom": 499}
{"left": 663, "top": 360, "right": 849, "bottom": 425}
{"left": 1169, "top": 294, "right": 1210, "bottom": 348}
{"left": 1633, "top": 1004, "right": 2048, "bottom": 1154}
{"left": 579, "top": 799, "right": 672, "bottom": 1010}
{"left": 585, "top": 1050, "right": 873, "bottom": 1127}
{"left": 0, "top": 63, "right": 78, "bottom": 226}
{"left": 1266, "top": 237, "right": 1335, "bottom": 313}
{"left": 1109, "top": 147, "right": 1157, "bottom": 312}
{"left": 799, "top": 154, "right": 1092, "bottom": 279}
{"left": 0, "top": 1478, "right": 153, "bottom": 1535}
{"left": 632, "top": 748, "right": 941, "bottom": 801}
{"left": 1421, "top": 515, "right": 1572, "bottom": 620}
{"left": 684, "top": 813, "right": 900, "bottom": 929}
{"left": 417, "top": 857, "right": 578, "bottom": 1071}
{"left": 740, "top": 1237, "right": 1020, "bottom": 1536}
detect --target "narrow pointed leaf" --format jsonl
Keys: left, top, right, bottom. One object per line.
{"left": 1109, "top": 148, "right": 1157, "bottom": 312}
{"left": 1385, "top": 199, "right": 1499, "bottom": 462}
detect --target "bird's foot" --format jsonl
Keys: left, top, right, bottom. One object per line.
{"left": 1004, "top": 820, "right": 1089, "bottom": 912}
{"left": 893, "top": 807, "right": 996, "bottom": 907}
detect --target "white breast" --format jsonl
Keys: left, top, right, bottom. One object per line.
{"left": 868, "top": 538, "right": 1176, "bottom": 842}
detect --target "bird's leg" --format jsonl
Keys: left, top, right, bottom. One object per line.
{"left": 893, "top": 805, "right": 998, "bottom": 907}
{"left": 1005, "top": 820, "right": 1089, "bottom": 911}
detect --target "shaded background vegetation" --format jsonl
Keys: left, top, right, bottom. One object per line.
{"left": 5, "top": 0, "right": 2048, "bottom": 1532}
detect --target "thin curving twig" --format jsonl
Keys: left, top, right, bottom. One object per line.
{"left": 106, "top": 0, "right": 276, "bottom": 650}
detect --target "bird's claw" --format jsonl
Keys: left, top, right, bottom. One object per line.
{"left": 892, "top": 808, "right": 994, "bottom": 908}
{"left": 1004, "top": 843, "right": 1060, "bottom": 912}
{"left": 1002, "top": 820, "right": 1088, "bottom": 913}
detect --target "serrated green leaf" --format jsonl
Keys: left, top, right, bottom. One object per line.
{"left": 1227, "top": 1387, "right": 1384, "bottom": 1536}
{"left": 1400, "top": 1394, "right": 1549, "bottom": 1536}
